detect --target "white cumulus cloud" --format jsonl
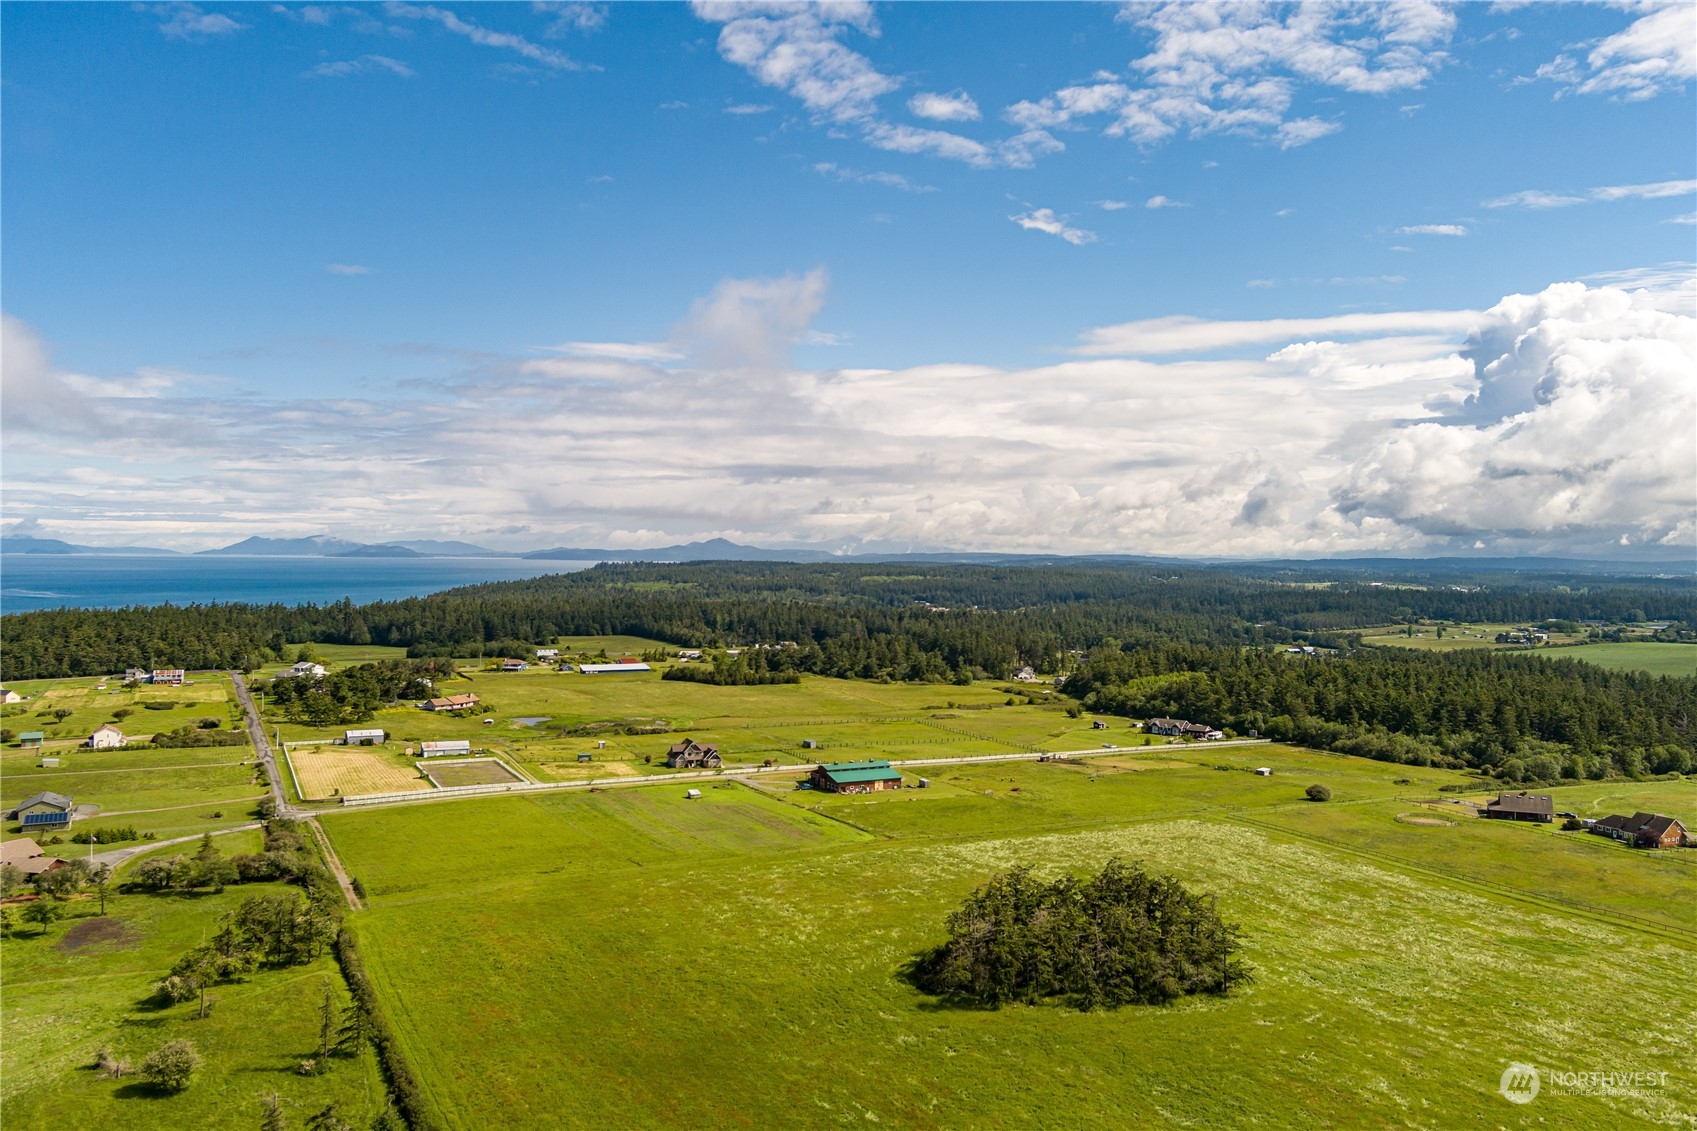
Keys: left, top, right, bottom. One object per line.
{"left": 908, "top": 89, "right": 980, "bottom": 121}
{"left": 1534, "top": 3, "right": 1696, "bottom": 101}
{"left": 1009, "top": 209, "right": 1097, "bottom": 246}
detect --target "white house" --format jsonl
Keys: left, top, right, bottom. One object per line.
{"left": 0, "top": 688, "right": 21, "bottom": 705}
{"left": 124, "top": 668, "right": 149, "bottom": 683}
{"left": 279, "top": 661, "right": 326, "bottom": 679}
{"left": 1013, "top": 666, "right": 1037, "bottom": 682}
{"left": 500, "top": 659, "right": 529, "bottom": 671}
{"left": 88, "top": 724, "right": 126, "bottom": 750}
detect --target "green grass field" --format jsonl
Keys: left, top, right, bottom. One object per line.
{"left": 1, "top": 674, "right": 243, "bottom": 751}
{"left": 1558, "top": 642, "right": 1697, "bottom": 677}
{"left": 1, "top": 835, "right": 387, "bottom": 1131}
{"left": 268, "top": 670, "right": 1162, "bottom": 789}
{"left": 321, "top": 755, "right": 1696, "bottom": 1129}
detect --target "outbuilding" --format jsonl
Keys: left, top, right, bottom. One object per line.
{"left": 7, "top": 791, "right": 76, "bottom": 830}
{"left": 808, "top": 760, "right": 903, "bottom": 794}
{"left": 685, "top": 788, "right": 702, "bottom": 799}
{"left": 18, "top": 732, "right": 45, "bottom": 749}
{"left": 578, "top": 663, "right": 652, "bottom": 674}
{"left": 1254, "top": 767, "right": 1273, "bottom": 776}
{"left": 345, "top": 728, "right": 386, "bottom": 745}
{"left": 1483, "top": 791, "right": 1554, "bottom": 823}
{"left": 88, "top": 724, "right": 126, "bottom": 750}
{"left": 422, "top": 694, "right": 480, "bottom": 712}
{"left": 419, "top": 740, "right": 473, "bottom": 758}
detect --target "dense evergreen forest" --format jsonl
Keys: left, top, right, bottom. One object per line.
{"left": 3, "top": 561, "right": 1692, "bottom": 780}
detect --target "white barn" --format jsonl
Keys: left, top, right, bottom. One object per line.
{"left": 419, "top": 740, "right": 473, "bottom": 758}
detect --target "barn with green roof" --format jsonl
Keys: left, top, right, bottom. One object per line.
{"left": 808, "top": 760, "right": 903, "bottom": 794}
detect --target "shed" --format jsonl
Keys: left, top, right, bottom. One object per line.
{"left": 345, "top": 728, "right": 386, "bottom": 745}
{"left": 801, "top": 738, "right": 819, "bottom": 749}
{"left": 419, "top": 740, "right": 473, "bottom": 758}
{"left": 685, "top": 788, "right": 702, "bottom": 799}
{"left": 579, "top": 662, "right": 652, "bottom": 674}
{"left": 577, "top": 753, "right": 593, "bottom": 763}
{"left": 18, "top": 732, "right": 45, "bottom": 749}
{"left": 1254, "top": 767, "right": 1273, "bottom": 776}
{"left": 40, "top": 757, "right": 60, "bottom": 767}
{"left": 7, "top": 790, "right": 75, "bottom": 829}
{"left": 918, "top": 777, "right": 930, "bottom": 788}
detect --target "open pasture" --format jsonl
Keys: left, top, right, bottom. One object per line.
{"left": 1243, "top": 791, "right": 1697, "bottom": 933}
{"left": 0, "top": 860, "right": 386, "bottom": 1131}
{"left": 328, "top": 785, "right": 1694, "bottom": 1130}
{"left": 420, "top": 758, "right": 524, "bottom": 788}
{"left": 1560, "top": 641, "right": 1697, "bottom": 677}
{"left": 274, "top": 671, "right": 1163, "bottom": 783}
{"left": 285, "top": 744, "right": 431, "bottom": 801}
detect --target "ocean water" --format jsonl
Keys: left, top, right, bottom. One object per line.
{"left": 0, "top": 555, "right": 598, "bottom": 612}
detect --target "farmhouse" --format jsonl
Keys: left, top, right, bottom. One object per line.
{"left": 1483, "top": 791, "right": 1554, "bottom": 823}
{"left": 579, "top": 662, "right": 652, "bottom": 674}
{"left": 0, "top": 688, "right": 21, "bottom": 705}
{"left": 88, "top": 724, "right": 126, "bottom": 749}
{"left": 1591, "top": 812, "right": 1690, "bottom": 849}
{"left": 7, "top": 791, "right": 76, "bottom": 830}
{"left": 677, "top": 649, "right": 702, "bottom": 661}
{"left": 535, "top": 648, "right": 559, "bottom": 660}
{"left": 18, "top": 732, "right": 45, "bottom": 749}
{"left": 809, "top": 760, "right": 903, "bottom": 794}
{"left": 124, "top": 668, "right": 149, "bottom": 683}
{"left": 667, "top": 739, "right": 722, "bottom": 768}
{"left": 1013, "top": 666, "right": 1037, "bottom": 682}
{"left": 422, "top": 694, "right": 480, "bottom": 712}
{"left": 1145, "top": 718, "right": 1189, "bottom": 736}
{"left": 345, "top": 728, "right": 386, "bottom": 745}
{"left": 152, "top": 669, "right": 186, "bottom": 685}
{"left": 277, "top": 661, "right": 326, "bottom": 679}
{"left": 500, "top": 659, "right": 529, "bottom": 671}
{"left": 0, "top": 837, "right": 65, "bottom": 877}
{"left": 420, "top": 740, "right": 473, "bottom": 758}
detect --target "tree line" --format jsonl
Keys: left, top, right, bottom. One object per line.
{"left": 4, "top": 561, "right": 1690, "bottom": 682}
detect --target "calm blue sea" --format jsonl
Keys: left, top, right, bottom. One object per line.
{"left": 0, "top": 555, "right": 598, "bottom": 612}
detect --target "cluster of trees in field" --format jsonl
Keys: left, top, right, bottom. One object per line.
{"left": 1065, "top": 643, "right": 1695, "bottom": 779}
{"left": 661, "top": 648, "right": 803, "bottom": 685}
{"left": 130, "top": 822, "right": 335, "bottom": 897}
{"left": 150, "top": 722, "right": 249, "bottom": 748}
{"left": 909, "top": 859, "right": 1250, "bottom": 1009}
{"left": 0, "top": 856, "right": 117, "bottom": 934}
{"left": 257, "top": 659, "right": 454, "bottom": 725}
{"left": 5, "top": 563, "right": 1691, "bottom": 681}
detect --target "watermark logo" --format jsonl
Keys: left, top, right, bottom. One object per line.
{"left": 1499, "top": 1062, "right": 1541, "bottom": 1104}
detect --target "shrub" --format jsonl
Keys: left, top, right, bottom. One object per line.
{"left": 94, "top": 1046, "right": 129, "bottom": 1078}
{"left": 196, "top": 717, "right": 221, "bottom": 729}
{"left": 141, "top": 1039, "right": 202, "bottom": 1092}
{"left": 1562, "top": 817, "right": 1585, "bottom": 830}
{"left": 71, "top": 825, "right": 140, "bottom": 845}
{"left": 1305, "top": 784, "right": 1332, "bottom": 802}
{"left": 142, "top": 701, "right": 177, "bottom": 710}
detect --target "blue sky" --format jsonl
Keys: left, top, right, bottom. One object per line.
{"left": 2, "top": 2, "right": 1694, "bottom": 557}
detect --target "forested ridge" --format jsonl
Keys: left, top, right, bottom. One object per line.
{"left": 3, "top": 561, "right": 1692, "bottom": 780}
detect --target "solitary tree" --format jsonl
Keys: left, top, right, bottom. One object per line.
{"left": 368, "top": 1106, "right": 405, "bottom": 1131}
{"left": 260, "top": 1091, "right": 288, "bottom": 1131}
{"left": 0, "top": 861, "right": 23, "bottom": 899}
{"left": 1305, "top": 783, "right": 1332, "bottom": 802}
{"left": 316, "top": 978, "right": 337, "bottom": 1063}
{"left": 22, "top": 896, "right": 62, "bottom": 936}
{"left": 91, "top": 863, "right": 114, "bottom": 915}
{"left": 141, "top": 1038, "right": 202, "bottom": 1092}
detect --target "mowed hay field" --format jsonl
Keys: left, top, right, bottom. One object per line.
{"left": 324, "top": 760, "right": 1696, "bottom": 1130}
{"left": 1565, "top": 642, "right": 1697, "bottom": 677}
{"left": 286, "top": 745, "right": 431, "bottom": 800}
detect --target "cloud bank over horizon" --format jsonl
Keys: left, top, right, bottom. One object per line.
{"left": 4, "top": 270, "right": 1692, "bottom": 559}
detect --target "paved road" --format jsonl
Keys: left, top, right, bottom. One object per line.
{"left": 231, "top": 671, "right": 296, "bottom": 818}
{"left": 88, "top": 823, "right": 262, "bottom": 869}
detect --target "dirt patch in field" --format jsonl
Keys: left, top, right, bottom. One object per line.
{"left": 56, "top": 916, "right": 140, "bottom": 952}
{"left": 1396, "top": 812, "right": 1458, "bottom": 827}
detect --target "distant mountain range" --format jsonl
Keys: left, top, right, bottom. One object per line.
{"left": 1, "top": 531, "right": 1689, "bottom": 575}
